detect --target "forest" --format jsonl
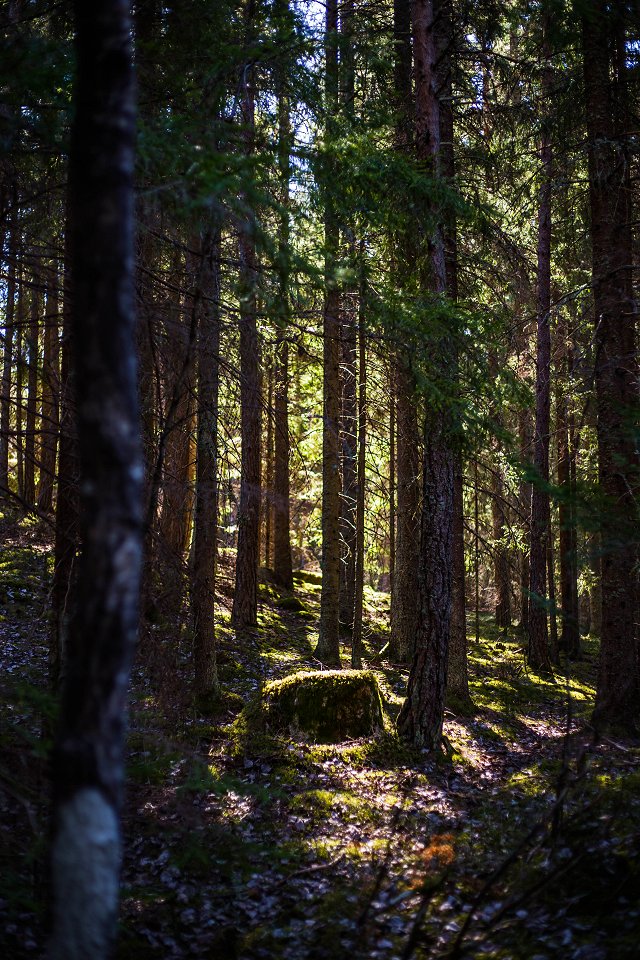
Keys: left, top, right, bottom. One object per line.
{"left": 0, "top": 0, "right": 639, "bottom": 957}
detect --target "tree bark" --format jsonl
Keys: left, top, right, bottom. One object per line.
{"left": 0, "top": 213, "right": 16, "bottom": 494}
{"left": 397, "top": 0, "right": 454, "bottom": 751}
{"left": 389, "top": 0, "right": 419, "bottom": 664}
{"left": 316, "top": 0, "right": 342, "bottom": 667}
{"left": 48, "top": 4, "right": 142, "bottom": 958}
{"left": 272, "top": 18, "right": 294, "bottom": 590}
{"left": 232, "top": 48, "right": 262, "bottom": 632}
{"left": 583, "top": 0, "right": 639, "bottom": 730}
{"left": 38, "top": 265, "right": 60, "bottom": 512}
{"left": 556, "top": 333, "right": 580, "bottom": 656}
{"left": 527, "top": 13, "right": 553, "bottom": 674}
{"left": 23, "top": 277, "right": 40, "bottom": 505}
{"left": 352, "top": 252, "right": 367, "bottom": 668}
{"left": 192, "top": 226, "right": 221, "bottom": 701}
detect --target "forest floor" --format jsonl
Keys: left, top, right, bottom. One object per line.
{"left": 1, "top": 513, "right": 640, "bottom": 960}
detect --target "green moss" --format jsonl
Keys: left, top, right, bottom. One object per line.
{"left": 275, "top": 594, "right": 307, "bottom": 612}
{"left": 247, "top": 669, "right": 384, "bottom": 743}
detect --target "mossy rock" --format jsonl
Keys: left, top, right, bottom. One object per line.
{"left": 255, "top": 669, "right": 384, "bottom": 743}
{"left": 275, "top": 594, "right": 306, "bottom": 612}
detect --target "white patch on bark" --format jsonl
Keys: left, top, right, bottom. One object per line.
{"left": 48, "top": 788, "right": 120, "bottom": 960}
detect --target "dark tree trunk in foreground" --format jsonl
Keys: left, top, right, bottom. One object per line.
{"left": 528, "top": 14, "right": 553, "bottom": 674}
{"left": 316, "top": 0, "right": 342, "bottom": 667}
{"left": 48, "top": 4, "right": 142, "bottom": 958}
{"left": 583, "top": 1, "right": 639, "bottom": 730}
{"left": 398, "top": 0, "right": 454, "bottom": 751}
{"left": 232, "top": 55, "right": 262, "bottom": 632}
{"left": 192, "top": 227, "right": 221, "bottom": 701}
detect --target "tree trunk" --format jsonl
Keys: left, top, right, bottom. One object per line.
{"left": 556, "top": 335, "right": 580, "bottom": 656}
{"left": 583, "top": 1, "right": 639, "bottom": 730}
{"left": 352, "top": 252, "right": 367, "bottom": 669}
{"left": 15, "top": 274, "right": 25, "bottom": 498}
{"left": 24, "top": 278, "right": 40, "bottom": 505}
{"left": 0, "top": 215, "right": 16, "bottom": 494}
{"left": 38, "top": 265, "right": 60, "bottom": 512}
{"left": 340, "top": 293, "right": 357, "bottom": 633}
{"left": 232, "top": 52, "right": 262, "bottom": 632}
{"left": 48, "top": 5, "right": 142, "bottom": 958}
{"left": 50, "top": 206, "right": 79, "bottom": 690}
{"left": 389, "top": 0, "right": 419, "bottom": 664}
{"left": 491, "top": 464, "right": 511, "bottom": 629}
{"left": 192, "top": 226, "right": 221, "bottom": 701}
{"left": 528, "top": 14, "right": 553, "bottom": 674}
{"left": 397, "top": 0, "right": 454, "bottom": 752}
{"left": 315, "top": 0, "right": 342, "bottom": 667}
{"left": 272, "top": 35, "right": 294, "bottom": 590}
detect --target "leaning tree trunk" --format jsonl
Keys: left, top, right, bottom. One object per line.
{"left": 583, "top": 0, "right": 639, "bottom": 730}
{"left": 48, "top": 4, "right": 142, "bottom": 959}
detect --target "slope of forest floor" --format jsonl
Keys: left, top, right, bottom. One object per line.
{"left": 1, "top": 513, "right": 640, "bottom": 960}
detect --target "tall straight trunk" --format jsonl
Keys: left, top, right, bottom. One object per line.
{"left": 547, "top": 504, "right": 559, "bottom": 662}
{"left": 389, "top": 0, "right": 419, "bottom": 664}
{"left": 0, "top": 215, "right": 16, "bottom": 493}
{"left": 232, "top": 47, "right": 262, "bottom": 632}
{"left": 398, "top": 0, "right": 454, "bottom": 751}
{"left": 340, "top": 293, "right": 357, "bottom": 632}
{"left": 158, "top": 252, "right": 195, "bottom": 617}
{"left": 272, "top": 32, "right": 294, "bottom": 590}
{"left": 528, "top": 15, "right": 553, "bottom": 673}
{"left": 264, "top": 358, "right": 274, "bottom": 568}
{"left": 519, "top": 403, "right": 532, "bottom": 631}
{"left": 38, "top": 265, "right": 60, "bottom": 512}
{"left": 438, "top": 0, "right": 471, "bottom": 709}
{"left": 15, "top": 274, "right": 25, "bottom": 498}
{"left": 389, "top": 367, "right": 420, "bottom": 661}
{"left": 50, "top": 207, "right": 79, "bottom": 689}
{"left": 583, "top": 1, "right": 639, "bottom": 729}
{"left": 491, "top": 468, "right": 511, "bottom": 629}
{"left": 192, "top": 226, "right": 221, "bottom": 700}
{"left": 389, "top": 379, "right": 395, "bottom": 599}
{"left": 24, "top": 279, "right": 40, "bottom": 505}
{"left": 315, "top": 0, "right": 342, "bottom": 666}
{"left": 352, "top": 257, "right": 367, "bottom": 668}
{"left": 556, "top": 335, "right": 580, "bottom": 656}
{"left": 338, "top": 0, "right": 357, "bottom": 635}
{"left": 48, "top": 4, "right": 141, "bottom": 958}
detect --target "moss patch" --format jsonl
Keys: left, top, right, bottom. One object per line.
{"left": 248, "top": 669, "right": 384, "bottom": 743}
